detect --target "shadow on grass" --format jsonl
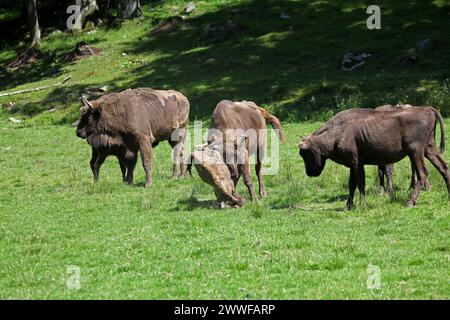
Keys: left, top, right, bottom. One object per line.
{"left": 108, "top": 0, "right": 450, "bottom": 120}
{"left": 2, "top": 0, "right": 450, "bottom": 120}
{"left": 171, "top": 192, "right": 217, "bottom": 211}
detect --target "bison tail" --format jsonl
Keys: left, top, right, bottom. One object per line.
{"left": 431, "top": 107, "right": 445, "bottom": 154}
{"left": 258, "top": 107, "right": 285, "bottom": 143}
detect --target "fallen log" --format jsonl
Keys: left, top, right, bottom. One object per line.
{"left": 0, "top": 76, "right": 72, "bottom": 97}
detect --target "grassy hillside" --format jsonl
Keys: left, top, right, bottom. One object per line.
{"left": 1, "top": 0, "right": 450, "bottom": 123}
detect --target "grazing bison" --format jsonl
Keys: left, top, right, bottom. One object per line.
{"left": 76, "top": 88, "right": 190, "bottom": 186}
{"left": 375, "top": 104, "right": 432, "bottom": 194}
{"left": 191, "top": 141, "right": 245, "bottom": 208}
{"left": 207, "top": 100, "right": 285, "bottom": 200}
{"left": 298, "top": 107, "right": 449, "bottom": 209}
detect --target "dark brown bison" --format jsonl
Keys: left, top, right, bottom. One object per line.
{"left": 76, "top": 88, "right": 190, "bottom": 186}
{"left": 375, "top": 104, "right": 432, "bottom": 194}
{"left": 207, "top": 100, "right": 284, "bottom": 200}
{"left": 298, "top": 107, "right": 449, "bottom": 209}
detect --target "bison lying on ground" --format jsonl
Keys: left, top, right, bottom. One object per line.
{"left": 191, "top": 142, "right": 245, "bottom": 208}
{"left": 207, "top": 100, "right": 285, "bottom": 200}
{"left": 298, "top": 107, "right": 450, "bottom": 209}
{"left": 76, "top": 88, "right": 190, "bottom": 186}
{"left": 375, "top": 104, "right": 432, "bottom": 194}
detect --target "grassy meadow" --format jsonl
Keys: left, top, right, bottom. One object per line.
{"left": 0, "top": 0, "right": 449, "bottom": 299}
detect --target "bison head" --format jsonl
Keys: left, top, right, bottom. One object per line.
{"left": 298, "top": 137, "right": 326, "bottom": 177}
{"left": 76, "top": 98, "right": 101, "bottom": 139}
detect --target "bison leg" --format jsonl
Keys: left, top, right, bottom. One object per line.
{"left": 410, "top": 165, "right": 431, "bottom": 190}
{"left": 118, "top": 157, "right": 127, "bottom": 181}
{"left": 256, "top": 161, "right": 267, "bottom": 198}
{"left": 90, "top": 147, "right": 99, "bottom": 181}
{"left": 232, "top": 169, "right": 242, "bottom": 187}
{"left": 347, "top": 168, "right": 357, "bottom": 210}
{"left": 385, "top": 164, "right": 394, "bottom": 196}
{"left": 407, "top": 154, "right": 427, "bottom": 207}
{"left": 425, "top": 147, "right": 450, "bottom": 197}
{"left": 179, "top": 129, "right": 187, "bottom": 178}
{"left": 378, "top": 165, "right": 386, "bottom": 193}
{"left": 256, "top": 146, "right": 267, "bottom": 198}
{"left": 238, "top": 155, "right": 257, "bottom": 202}
{"left": 169, "top": 128, "right": 187, "bottom": 178}
{"left": 138, "top": 137, "right": 153, "bottom": 187}
{"left": 93, "top": 152, "right": 107, "bottom": 182}
{"left": 124, "top": 154, "right": 137, "bottom": 185}
{"left": 356, "top": 165, "right": 366, "bottom": 207}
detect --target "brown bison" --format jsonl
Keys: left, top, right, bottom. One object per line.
{"left": 375, "top": 104, "right": 432, "bottom": 194}
{"left": 191, "top": 141, "right": 245, "bottom": 208}
{"left": 87, "top": 132, "right": 138, "bottom": 183}
{"left": 76, "top": 88, "right": 190, "bottom": 186}
{"left": 298, "top": 107, "right": 449, "bottom": 209}
{"left": 207, "top": 100, "right": 285, "bottom": 200}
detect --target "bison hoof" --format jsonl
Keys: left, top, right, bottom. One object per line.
{"left": 145, "top": 181, "right": 153, "bottom": 188}
{"left": 406, "top": 200, "right": 417, "bottom": 207}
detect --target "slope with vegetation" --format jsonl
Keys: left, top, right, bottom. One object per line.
{"left": 1, "top": 0, "right": 449, "bottom": 122}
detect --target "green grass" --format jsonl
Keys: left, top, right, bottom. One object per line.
{"left": 1, "top": 0, "right": 450, "bottom": 122}
{"left": 0, "top": 0, "right": 449, "bottom": 299}
{"left": 0, "top": 122, "right": 449, "bottom": 299}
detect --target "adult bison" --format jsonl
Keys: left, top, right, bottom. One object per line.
{"left": 298, "top": 107, "right": 449, "bottom": 209}
{"left": 375, "top": 104, "right": 432, "bottom": 194}
{"left": 207, "top": 100, "right": 284, "bottom": 200}
{"left": 76, "top": 88, "right": 190, "bottom": 186}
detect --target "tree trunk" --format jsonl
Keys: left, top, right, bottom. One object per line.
{"left": 70, "top": 0, "right": 99, "bottom": 31}
{"left": 117, "top": 0, "right": 142, "bottom": 19}
{"left": 25, "top": 0, "right": 40, "bottom": 47}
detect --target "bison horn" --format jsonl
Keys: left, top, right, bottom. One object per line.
{"left": 81, "top": 97, "right": 94, "bottom": 110}
{"left": 298, "top": 140, "right": 310, "bottom": 150}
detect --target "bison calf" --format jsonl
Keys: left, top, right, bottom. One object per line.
{"left": 87, "top": 132, "right": 138, "bottom": 183}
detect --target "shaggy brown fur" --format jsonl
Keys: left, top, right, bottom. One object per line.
{"left": 76, "top": 88, "right": 190, "bottom": 186}
{"left": 207, "top": 100, "right": 285, "bottom": 200}
{"left": 87, "top": 132, "right": 138, "bottom": 183}
{"left": 192, "top": 143, "right": 245, "bottom": 208}
{"left": 375, "top": 104, "right": 432, "bottom": 194}
{"left": 298, "top": 107, "right": 449, "bottom": 209}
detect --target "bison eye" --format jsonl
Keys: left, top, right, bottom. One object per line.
{"left": 93, "top": 109, "right": 101, "bottom": 119}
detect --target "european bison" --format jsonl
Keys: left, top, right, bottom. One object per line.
{"left": 76, "top": 88, "right": 190, "bottom": 186}
{"left": 375, "top": 104, "right": 431, "bottom": 194}
{"left": 207, "top": 100, "right": 285, "bottom": 200}
{"left": 191, "top": 141, "right": 245, "bottom": 208}
{"left": 298, "top": 107, "right": 449, "bottom": 209}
